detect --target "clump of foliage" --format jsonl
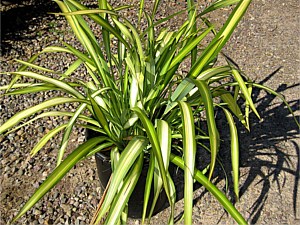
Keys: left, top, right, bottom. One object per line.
{"left": 1, "top": 0, "right": 298, "bottom": 224}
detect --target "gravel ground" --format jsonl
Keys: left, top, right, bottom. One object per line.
{"left": 1, "top": 0, "right": 299, "bottom": 224}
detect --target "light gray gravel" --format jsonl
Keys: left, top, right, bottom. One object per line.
{"left": 1, "top": 0, "right": 299, "bottom": 224}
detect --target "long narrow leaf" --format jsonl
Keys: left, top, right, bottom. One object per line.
{"left": 142, "top": 151, "right": 155, "bottom": 223}
{"left": 164, "top": 37, "right": 224, "bottom": 115}
{"left": 200, "top": 0, "right": 252, "bottom": 60}
{"left": 164, "top": 79, "right": 194, "bottom": 115}
{"left": 192, "top": 79, "right": 220, "bottom": 180}
{"left": 6, "top": 53, "right": 39, "bottom": 93}
{"left": 86, "top": 141, "right": 114, "bottom": 157}
{"left": 178, "top": 101, "right": 196, "bottom": 225}
{"left": 220, "top": 92, "right": 248, "bottom": 129}
{"left": 57, "top": 103, "right": 87, "bottom": 166}
{"left": 232, "top": 69, "right": 260, "bottom": 119}
{"left": 57, "top": 0, "right": 111, "bottom": 87}
{"left": 12, "top": 137, "right": 105, "bottom": 223}
{"left": 0, "top": 98, "right": 86, "bottom": 134}
{"left": 251, "top": 83, "right": 300, "bottom": 128}
{"left": 89, "top": 93, "right": 112, "bottom": 139}
{"left": 54, "top": 9, "right": 117, "bottom": 16}
{"left": 222, "top": 107, "right": 239, "bottom": 199}
{"left": 31, "top": 124, "right": 68, "bottom": 156}
{"left": 7, "top": 71, "right": 84, "bottom": 99}
{"left": 151, "top": 0, "right": 161, "bottom": 20}
{"left": 132, "top": 107, "right": 172, "bottom": 208}
{"left": 63, "top": 0, "right": 130, "bottom": 48}
{"left": 5, "top": 111, "right": 100, "bottom": 136}
{"left": 187, "top": 0, "right": 197, "bottom": 65}
{"left": 3, "top": 85, "right": 67, "bottom": 96}
{"left": 138, "top": 0, "right": 145, "bottom": 26}
{"left": 14, "top": 59, "right": 57, "bottom": 74}
{"left": 198, "top": 0, "right": 240, "bottom": 16}
{"left": 95, "top": 137, "right": 148, "bottom": 222}
{"left": 170, "top": 153, "right": 247, "bottom": 225}
{"left": 105, "top": 154, "right": 144, "bottom": 224}
{"left": 148, "top": 119, "right": 174, "bottom": 223}
{"left": 188, "top": 37, "right": 224, "bottom": 79}
{"left": 169, "top": 27, "right": 212, "bottom": 69}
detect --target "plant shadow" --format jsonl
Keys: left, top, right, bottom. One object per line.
{"left": 173, "top": 67, "right": 299, "bottom": 223}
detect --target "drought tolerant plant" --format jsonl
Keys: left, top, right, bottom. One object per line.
{"left": 1, "top": 0, "right": 298, "bottom": 224}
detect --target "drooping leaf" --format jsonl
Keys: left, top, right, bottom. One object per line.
{"left": 251, "top": 83, "right": 300, "bottom": 128}
{"left": 12, "top": 137, "right": 105, "bottom": 223}
{"left": 0, "top": 98, "right": 86, "bottom": 135}
{"left": 7, "top": 71, "right": 84, "bottom": 99}
{"left": 232, "top": 69, "right": 260, "bottom": 119}
{"left": 198, "top": 0, "right": 240, "bottom": 17}
{"left": 220, "top": 92, "right": 248, "bottom": 129}
{"left": 222, "top": 107, "right": 239, "bottom": 200}
{"left": 170, "top": 153, "right": 247, "bottom": 225}
{"left": 192, "top": 79, "right": 220, "bottom": 180}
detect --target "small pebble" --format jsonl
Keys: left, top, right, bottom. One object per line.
{"left": 33, "top": 209, "right": 41, "bottom": 216}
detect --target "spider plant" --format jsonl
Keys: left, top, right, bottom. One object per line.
{"left": 1, "top": 0, "right": 298, "bottom": 224}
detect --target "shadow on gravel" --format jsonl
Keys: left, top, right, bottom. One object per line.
{"left": 236, "top": 71, "right": 299, "bottom": 223}
{"left": 216, "top": 68, "right": 299, "bottom": 223}
{"left": 1, "top": 0, "right": 59, "bottom": 54}
{"left": 173, "top": 67, "right": 299, "bottom": 224}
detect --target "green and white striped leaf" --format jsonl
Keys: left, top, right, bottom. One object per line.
{"left": 148, "top": 119, "right": 175, "bottom": 222}
{"left": 12, "top": 137, "right": 105, "bottom": 223}
{"left": 178, "top": 101, "right": 196, "bottom": 225}
{"left": 198, "top": 0, "right": 240, "bottom": 16}
{"left": 170, "top": 153, "right": 247, "bottom": 225}
{"left": 192, "top": 79, "right": 220, "bottom": 180}
{"left": 105, "top": 154, "right": 144, "bottom": 225}
{"left": 8, "top": 71, "right": 84, "bottom": 99}
{"left": 169, "top": 27, "right": 212, "bottom": 69}
{"left": 31, "top": 124, "right": 68, "bottom": 156}
{"left": 132, "top": 107, "right": 172, "bottom": 208}
{"left": 57, "top": 103, "right": 87, "bottom": 166}
{"left": 4, "top": 84, "right": 61, "bottom": 95}
{"left": 89, "top": 93, "right": 112, "bottom": 139}
{"left": 5, "top": 111, "right": 100, "bottom": 136}
{"left": 220, "top": 92, "right": 248, "bottom": 129}
{"left": 6, "top": 53, "right": 39, "bottom": 93}
{"left": 232, "top": 69, "right": 260, "bottom": 119}
{"left": 222, "top": 107, "right": 239, "bottom": 199}
{"left": 54, "top": 9, "right": 118, "bottom": 16}
{"left": 95, "top": 137, "right": 148, "bottom": 222}
{"left": 200, "top": 0, "right": 252, "bottom": 60}
{"left": 14, "top": 59, "right": 57, "bottom": 74}
{"left": 61, "top": 0, "right": 129, "bottom": 48}
{"left": 0, "top": 98, "right": 86, "bottom": 135}
{"left": 142, "top": 151, "right": 155, "bottom": 223}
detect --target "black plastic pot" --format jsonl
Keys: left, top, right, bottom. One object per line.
{"left": 95, "top": 152, "right": 170, "bottom": 218}
{"left": 87, "top": 129, "right": 171, "bottom": 218}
